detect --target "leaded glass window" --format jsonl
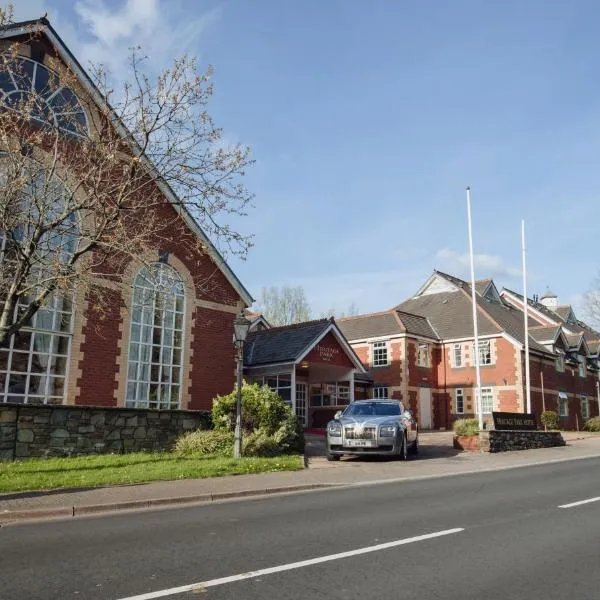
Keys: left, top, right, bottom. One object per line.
{"left": 126, "top": 263, "right": 185, "bottom": 409}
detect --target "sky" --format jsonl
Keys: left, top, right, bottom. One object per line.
{"left": 13, "top": 0, "right": 600, "bottom": 319}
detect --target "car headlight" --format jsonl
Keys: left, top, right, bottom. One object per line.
{"left": 379, "top": 425, "right": 396, "bottom": 437}
{"left": 328, "top": 422, "right": 342, "bottom": 436}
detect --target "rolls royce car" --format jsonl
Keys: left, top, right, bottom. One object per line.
{"left": 326, "top": 399, "right": 418, "bottom": 461}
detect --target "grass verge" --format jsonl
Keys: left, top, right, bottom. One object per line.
{"left": 0, "top": 452, "right": 304, "bottom": 493}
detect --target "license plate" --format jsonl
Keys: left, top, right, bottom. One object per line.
{"left": 344, "top": 439, "right": 376, "bottom": 448}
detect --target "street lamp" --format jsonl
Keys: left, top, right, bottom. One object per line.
{"left": 233, "top": 311, "right": 251, "bottom": 458}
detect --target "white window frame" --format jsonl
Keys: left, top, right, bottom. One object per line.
{"left": 258, "top": 373, "right": 292, "bottom": 405}
{"left": 373, "top": 386, "right": 389, "bottom": 399}
{"left": 476, "top": 387, "right": 494, "bottom": 414}
{"left": 453, "top": 344, "right": 463, "bottom": 368}
{"left": 455, "top": 388, "right": 464, "bottom": 414}
{"left": 555, "top": 350, "right": 565, "bottom": 372}
{"left": 417, "top": 343, "right": 429, "bottom": 367}
{"left": 477, "top": 340, "right": 492, "bottom": 366}
{"left": 372, "top": 341, "right": 389, "bottom": 367}
{"left": 558, "top": 394, "right": 568, "bottom": 417}
{"left": 126, "top": 263, "right": 186, "bottom": 410}
{"left": 581, "top": 397, "right": 589, "bottom": 420}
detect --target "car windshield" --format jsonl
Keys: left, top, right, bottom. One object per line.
{"left": 343, "top": 402, "right": 401, "bottom": 417}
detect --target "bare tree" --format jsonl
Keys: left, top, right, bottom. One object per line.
{"left": 319, "top": 301, "right": 360, "bottom": 319}
{"left": 0, "top": 10, "right": 253, "bottom": 348}
{"left": 258, "top": 286, "right": 312, "bottom": 326}
{"left": 583, "top": 275, "right": 600, "bottom": 328}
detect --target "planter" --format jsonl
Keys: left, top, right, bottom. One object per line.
{"left": 453, "top": 435, "right": 480, "bottom": 452}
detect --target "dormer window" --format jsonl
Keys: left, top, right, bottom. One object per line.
{"left": 578, "top": 355, "right": 586, "bottom": 378}
{"left": 555, "top": 350, "right": 565, "bottom": 373}
{"left": 0, "top": 55, "right": 88, "bottom": 137}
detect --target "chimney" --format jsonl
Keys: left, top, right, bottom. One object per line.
{"left": 539, "top": 286, "right": 558, "bottom": 310}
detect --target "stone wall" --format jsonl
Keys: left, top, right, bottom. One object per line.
{"left": 0, "top": 404, "right": 211, "bottom": 460}
{"left": 479, "top": 430, "right": 565, "bottom": 453}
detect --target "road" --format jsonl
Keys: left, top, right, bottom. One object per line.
{"left": 1, "top": 456, "right": 599, "bottom": 599}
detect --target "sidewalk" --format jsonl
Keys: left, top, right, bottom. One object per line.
{"left": 2, "top": 432, "right": 600, "bottom": 523}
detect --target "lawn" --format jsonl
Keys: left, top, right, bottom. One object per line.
{"left": 0, "top": 452, "right": 304, "bottom": 493}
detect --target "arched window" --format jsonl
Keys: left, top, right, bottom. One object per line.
{"left": 0, "top": 160, "right": 76, "bottom": 405}
{"left": 126, "top": 263, "right": 186, "bottom": 409}
{"left": 0, "top": 55, "right": 89, "bottom": 137}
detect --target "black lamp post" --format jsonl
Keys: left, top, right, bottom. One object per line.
{"left": 233, "top": 311, "right": 251, "bottom": 458}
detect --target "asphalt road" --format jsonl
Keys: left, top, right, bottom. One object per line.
{"left": 1, "top": 456, "right": 599, "bottom": 600}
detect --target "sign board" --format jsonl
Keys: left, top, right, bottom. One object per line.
{"left": 492, "top": 412, "right": 537, "bottom": 431}
{"left": 304, "top": 332, "right": 355, "bottom": 368}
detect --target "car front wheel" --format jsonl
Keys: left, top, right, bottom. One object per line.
{"left": 398, "top": 433, "right": 408, "bottom": 461}
{"left": 326, "top": 452, "right": 341, "bottom": 462}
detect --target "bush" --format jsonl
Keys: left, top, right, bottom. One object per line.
{"left": 212, "top": 382, "right": 290, "bottom": 435}
{"left": 273, "top": 413, "right": 305, "bottom": 454}
{"left": 243, "top": 429, "right": 281, "bottom": 457}
{"left": 453, "top": 418, "right": 479, "bottom": 437}
{"left": 584, "top": 416, "right": 600, "bottom": 432}
{"left": 541, "top": 410, "right": 560, "bottom": 430}
{"left": 173, "top": 429, "right": 234, "bottom": 456}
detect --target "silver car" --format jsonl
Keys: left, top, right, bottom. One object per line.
{"left": 326, "top": 399, "right": 418, "bottom": 461}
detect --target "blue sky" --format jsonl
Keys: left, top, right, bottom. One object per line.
{"left": 15, "top": 0, "right": 600, "bottom": 318}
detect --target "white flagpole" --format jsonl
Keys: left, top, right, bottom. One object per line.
{"left": 467, "top": 187, "right": 483, "bottom": 430}
{"left": 522, "top": 220, "right": 531, "bottom": 414}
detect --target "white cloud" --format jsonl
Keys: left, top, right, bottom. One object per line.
{"left": 435, "top": 248, "right": 521, "bottom": 279}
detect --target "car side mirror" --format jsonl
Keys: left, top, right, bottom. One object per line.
{"left": 402, "top": 410, "right": 413, "bottom": 420}
{"left": 334, "top": 410, "right": 342, "bottom": 420}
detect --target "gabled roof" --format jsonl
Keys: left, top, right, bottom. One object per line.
{"left": 244, "top": 318, "right": 366, "bottom": 371}
{"left": 528, "top": 325, "right": 562, "bottom": 344}
{"left": 554, "top": 305, "right": 574, "bottom": 322}
{"left": 0, "top": 18, "right": 253, "bottom": 306}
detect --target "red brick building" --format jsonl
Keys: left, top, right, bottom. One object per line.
{"left": 338, "top": 271, "right": 600, "bottom": 430}
{"left": 0, "top": 19, "right": 253, "bottom": 411}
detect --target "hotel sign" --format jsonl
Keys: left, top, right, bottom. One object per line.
{"left": 492, "top": 412, "right": 537, "bottom": 431}
{"left": 316, "top": 344, "right": 340, "bottom": 362}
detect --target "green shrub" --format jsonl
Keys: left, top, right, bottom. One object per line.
{"left": 541, "top": 410, "right": 560, "bottom": 430}
{"left": 453, "top": 418, "right": 479, "bottom": 437}
{"left": 273, "top": 412, "right": 305, "bottom": 454}
{"left": 243, "top": 429, "right": 281, "bottom": 457}
{"left": 212, "top": 382, "right": 292, "bottom": 435}
{"left": 173, "top": 429, "right": 234, "bottom": 456}
{"left": 584, "top": 416, "right": 600, "bottom": 432}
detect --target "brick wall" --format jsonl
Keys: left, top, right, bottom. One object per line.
{"left": 0, "top": 404, "right": 211, "bottom": 460}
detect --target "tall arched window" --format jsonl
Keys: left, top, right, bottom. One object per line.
{"left": 0, "top": 160, "right": 76, "bottom": 405}
{"left": 0, "top": 55, "right": 89, "bottom": 137}
{"left": 126, "top": 263, "right": 186, "bottom": 409}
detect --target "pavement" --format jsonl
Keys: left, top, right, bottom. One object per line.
{"left": 1, "top": 430, "right": 600, "bottom": 522}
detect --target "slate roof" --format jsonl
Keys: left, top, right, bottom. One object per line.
{"left": 528, "top": 326, "right": 561, "bottom": 344}
{"left": 475, "top": 279, "right": 492, "bottom": 296}
{"left": 244, "top": 319, "right": 332, "bottom": 366}
{"left": 395, "top": 310, "right": 439, "bottom": 339}
{"left": 553, "top": 306, "right": 572, "bottom": 321}
{"left": 337, "top": 312, "right": 403, "bottom": 341}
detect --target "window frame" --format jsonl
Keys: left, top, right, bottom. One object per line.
{"left": 578, "top": 355, "right": 586, "bottom": 378}
{"left": 581, "top": 397, "right": 589, "bottom": 420}
{"left": 125, "top": 263, "right": 186, "bottom": 410}
{"left": 417, "top": 343, "right": 429, "bottom": 367}
{"left": 453, "top": 344, "right": 463, "bottom": 368}
{"left": 555, "top": 350, "right": 565, "bottom": 372}
{"left": 558, "top": 394, "right": 568, "bottom": 417}
{"left": 477, "top": 340, "right": 492, "bottom": 366}
{"left": 373, "top": 386, "right": 389, "bottom": 399}
{"left": 455, "top": 388, "right": 464, "bottom": 414}
{"left": 372, "top": 340, "right": 389, "bottom": 367}
{"left": 477, "top": 387, "right": 493, "bottom": 414}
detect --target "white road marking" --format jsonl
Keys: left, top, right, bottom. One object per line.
{"left": 558, "top": 496, "right": 600, "bottom": 509}
{"left": 116, "top": 527, "right": 464, "bottom": 600}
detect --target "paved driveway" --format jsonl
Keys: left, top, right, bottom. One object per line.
{"left": 304, "top": 431, "right": 458, "bottom": 467}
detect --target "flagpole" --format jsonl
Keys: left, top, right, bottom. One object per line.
{"left": 522, "top": 220, "right": 531, "bottom": 414}
{"left": 467, "top": 187, "right": 483, "bottom": 430}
